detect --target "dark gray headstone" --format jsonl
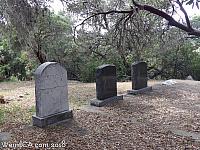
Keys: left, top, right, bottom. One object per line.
{"left": 32, "top": 62, "right": 72, "bottom": 128}
{"left": 127, "top": 61, "right": 152, "bottom": 94}
{"left": 96, "top": 64, "right": 117, "bottom": 100}
{"left": 91, "top": 64, "right": 123, "bottom": 107}
{"left": 132, "top": 61, "right": 147, "bottom": 90}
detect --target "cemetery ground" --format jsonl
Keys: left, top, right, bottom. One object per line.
{"left": 0, "top": 80, "right": 200, "bottom": 149}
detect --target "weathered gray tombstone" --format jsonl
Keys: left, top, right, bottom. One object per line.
{"left": 32, "top": 62, "right": 72, "bottom": 127}
{"left": 90, "top": 64, "right": 123, "bottom": 107}
{"left": 127, "top": 61, "right": 152, "bottom": 94}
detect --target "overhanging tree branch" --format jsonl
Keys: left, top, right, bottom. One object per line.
{"left": 132, "top": 0, "right": 200, "bottom": 36}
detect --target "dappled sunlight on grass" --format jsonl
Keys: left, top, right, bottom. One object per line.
{"left": 68, "top": 82, "right": 96, "bottom": 108}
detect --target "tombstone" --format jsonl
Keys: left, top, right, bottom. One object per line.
{"left": 90, "top": 64, "right": 123, "bottom": 107}
{"left": 32, "top": 62, "right": 72, "bottom": 128}
{"left": 127, "top": 61, "right": 152, "bottom": 94}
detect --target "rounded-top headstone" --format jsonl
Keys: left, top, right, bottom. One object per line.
{"left": 34, "top": 62, "right": 69, "bottom": 118}
{"left": 96, "top": 64, "right": 116, "bottom": 77}
{"left": 35, "top": 62, "right": 67, "bottom": 90}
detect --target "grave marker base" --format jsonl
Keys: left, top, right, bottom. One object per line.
{"left": 32, "top": 110, "right": 73, "bottom": 128}
{"left": 90, "top": 95, "right": 123, "bottom": 107}
{"left": 127, "top": 86, "right": 152, "bottom": 95}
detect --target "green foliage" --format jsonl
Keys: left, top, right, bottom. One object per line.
{"left": 107, "top": 55, "right": 130, "bottom": 80}
{"left": 79, "top": 58, "right": 103, "bottom": 82}
{"left": 0, "top": 36, "right": 37, "bottom": 81}
{"left": 191, "top": 50, "right": 200, "bottom": 80}
{"left": 146, "top": 40, "right": 200, "bottom": 80}
{"left": 162, "top": 44, "right": 193, "bottom": 79}
{"left": 0, "top": 0, "right": 200, "bottom": 82}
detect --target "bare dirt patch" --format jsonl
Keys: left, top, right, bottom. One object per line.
{"left": 0, "top": 80, "right": 200, "bottom": 149}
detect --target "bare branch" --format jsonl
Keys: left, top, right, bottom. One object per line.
{"left": 73, "top": 10, "right": 132, "bottom": 46}
{"left": 176, "top": 0, "right": 192, "bottom": 29}
{"left": 75, "top": 10, "right": 131, "bottom": 28}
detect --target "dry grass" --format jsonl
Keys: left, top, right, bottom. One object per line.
{"left": 0, "top": 80, "right": 160, "bottom": 116}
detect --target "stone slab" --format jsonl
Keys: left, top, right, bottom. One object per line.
{"left": 90, "top": 95, "right": 123, "bottom": 107}
{"left": 127, "top": 86, "right": 152, "bottom": 95}
{"left": 131, "top": 61, "right": 147, "bottom": 90}
{"left": 32, "top": 110, "right": 73, "bottom": 128}
{"left": 170, "top": 128, "right": 200, "bottom": 141}
{"left": 34, "top": 62, "right": 69, "bottom": 118}
{"left": 96, "top": 64, "right": 117, "bottom": 100}
{"left": 36, "top": 86, "right": 68, "bottom": 118}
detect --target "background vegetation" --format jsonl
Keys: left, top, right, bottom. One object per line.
{"left": 0, "top": 0, "right": 200, "bottom": 82}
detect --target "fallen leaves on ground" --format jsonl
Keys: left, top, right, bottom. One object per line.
{"left": 0, "top": 80, "right": 200, "bottom": 149}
